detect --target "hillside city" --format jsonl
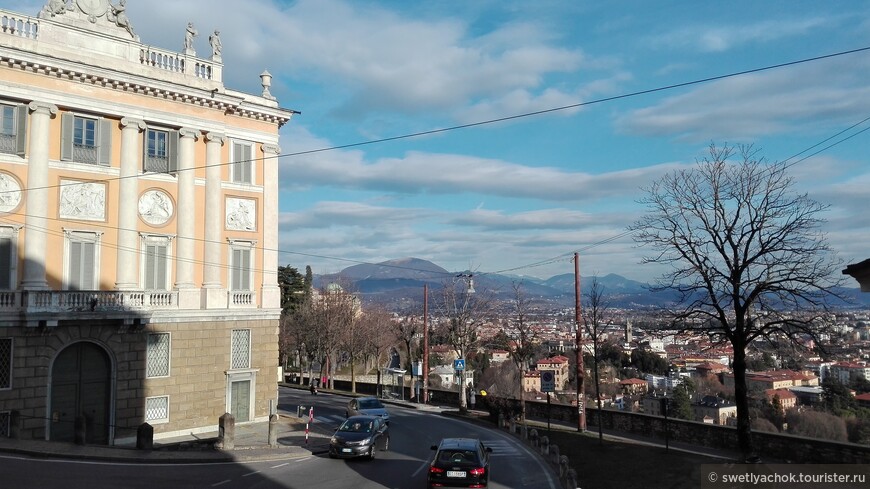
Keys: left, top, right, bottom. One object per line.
{"left": 280, "top": 261, "right": 870, "bottom": 448}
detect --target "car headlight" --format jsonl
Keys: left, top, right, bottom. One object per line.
{"left": 330, "top": 436, "right": 338, "bottom": 444}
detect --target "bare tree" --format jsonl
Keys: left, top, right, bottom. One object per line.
{"left": 391, "top": 313, "right": 421, "bottom": 372}
{"left": 583, "top": 275, "right": 610, "bottom": 445}
{"left": 433, "top": 275, "right": 492, "bottom": 413}
{"left": 496, "top": 280, "right": 542, "bottom": 423}
{"left": 630, "top": 143, "right": 845, "bottom": 459}
{"left": 358, "top": 306, "right": 395, "bottom": 393}
{"left": 313, "top": 282, "right": 358, "bottom": 389}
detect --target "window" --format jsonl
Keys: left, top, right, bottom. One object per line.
{"left": 0, "top": 338, "right": 11, "bottom": 390}
{"left": 141, "top": 235, "right": 172, "bottom": 290}
{"left": 0, "top": 411, "right": 9, "bottom": 438}
{"left": 231, "top": 329, "right": 251, "bottom": 369}
{"left": 0, "top": 103, "right": 26, "bottom": 156}
{"left": 146, "top": 333, "right": 170, "bottom": 378}
{"left": 61, "top": 113, "right": 112, "bottom": 165}
{"left": 144, "top": 128, "right": 178, "bottom": 173}
{"left": 144, "top": 396, "right": 169, "bottom": 424}
{"left": 64, "top": 231, "right": 101, "bottom": 290}
{"left": 0, "top": 227, "right": 19, "bottom": 290}
{"left": 231, "top": 141, "right": 253, "bottom": 184}
{"left": 229, "top": 243, "right": 253, "bottom": 291}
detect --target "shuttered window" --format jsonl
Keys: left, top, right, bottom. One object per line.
{"left": 60, "top": 113, "right": 112, "bottom": 166}
{"left": 230, "top": 247, "right": 252, "bottom": 291}
{"left": 231, "top": 141, "right": 253, "bottom": 184}
{"left": 66, "top": 232, "right": 98, "bottom": 290}
{"left": 145, "top": 128, "right": 178, "bottom": 173}
{"left": 0, "top": 104, "right": 26, "bottom": 156}
{"left": 0, "top": 238, "right": 11, "bottom": 290}
{"left": 144, "top": 244, "right": 168, "bottom": 290}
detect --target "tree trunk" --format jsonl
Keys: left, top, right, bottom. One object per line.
{"left": 732, "top": 339, "right": 754, "bottom": 459}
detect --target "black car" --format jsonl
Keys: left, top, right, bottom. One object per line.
{"left": 328, "top": 415, "right": 389, "bottom": 460}
{"left": 427, "top": 437, "right": 492, "bottom": 488}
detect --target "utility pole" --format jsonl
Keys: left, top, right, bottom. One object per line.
{"left": 575, "top": 252, "right": 586, "bottom": 432}
{"left": 423, "top": 283, "right": 429, "bottom": 404}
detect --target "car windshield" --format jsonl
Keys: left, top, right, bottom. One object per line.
{"left": 358, "top": 399, "right": 383, "bottom": 410}
{"left": 339, "top": 420, "right": 373, "bottom": 433}
{"left": 438, "top": 449, "right": 479, "bottom": 465}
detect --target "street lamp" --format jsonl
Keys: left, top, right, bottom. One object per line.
{"left": 455, "top": 273, "right": 475, "bottom": 294}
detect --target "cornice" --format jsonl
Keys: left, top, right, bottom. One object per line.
{"left": 0, "top": 52, "right": 294, "bottom": 127}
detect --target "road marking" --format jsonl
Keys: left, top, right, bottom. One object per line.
{"left": 271, "top": 462, "right": 290, "bottom": 469}
{"left": 242, "top": 471, "right": 260, "bottom": 477}
{"left": 211, "top": 480, "right": 232, "bottom": 487}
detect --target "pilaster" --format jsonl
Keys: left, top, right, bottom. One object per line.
{"left": 261, "top": 143, "right": 281, "bottom": 309}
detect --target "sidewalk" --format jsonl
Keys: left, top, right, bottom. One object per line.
{"left": 0, "top": 389, "right": 449, "bottom": 464}
{"left": 0, "top": 413, "right": 332, "bottom": 464}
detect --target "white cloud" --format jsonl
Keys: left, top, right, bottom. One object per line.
{"left": 651, "top": 17, "right": 832, "bottom": 53}
{"left": 616, "top": 57, "right": 870, "bottom": 141}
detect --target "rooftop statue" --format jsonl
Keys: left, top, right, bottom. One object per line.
{"left": 184, "top": 22, "right": 198, "bottom": 55}
{"left": 41, "top": 0, "right": 67, "bottom": 17}
{"left": 108, "top": 0, "right": 135, "bottom": 38}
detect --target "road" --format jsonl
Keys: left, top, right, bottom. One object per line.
{"left": 1, "top": 387, "right": 560, "bottom": 489}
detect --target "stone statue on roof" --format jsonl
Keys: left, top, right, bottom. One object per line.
{"left": 108, "top": 0, "right": 134, "bottom": 38}
{"left": 184, "top": 22, "right": 198, "bottom": 55}
{"left": 42, "top": 0, "right": 68, "bottom": 17}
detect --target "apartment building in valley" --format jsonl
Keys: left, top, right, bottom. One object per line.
{"left": 0, "top": 2, "right": 295, "bottom": 445}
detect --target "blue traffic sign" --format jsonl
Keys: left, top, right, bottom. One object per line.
{"left": 453, "top": 359, "right": 466, "bottom": 371}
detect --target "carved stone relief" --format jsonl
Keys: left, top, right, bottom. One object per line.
{"left": 59, "top": 180, "right": 106, "bottom": 221}
{"left": 226, "top": 197, "right": 256, "bottom": 231}
{"left": 138, "top": 189, "right": 174, "bottom": 226}
{"left": 0, "top": 173, "right": 22, "bottom": 213}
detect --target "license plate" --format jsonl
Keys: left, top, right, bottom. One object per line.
{"left": 342, "top": 448, "right": 352, "bottom": 453}
{"left": 447, "top": 471, "right": 466, "bottom": 478}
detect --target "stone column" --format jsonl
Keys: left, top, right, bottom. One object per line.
{"left": 261, "top": 143, "right": 281, "bottom": 309}
{"left": 202, "top": 132, "right": 226, "bottom": 308}
{"left": 21, "top": 102, "right": 57, "bottom": 290}
{"left": 116, "top": 118, "right": 145, "bottom": 290}
{"left": 174, "top": 127, "right": 199, "bottom": 308}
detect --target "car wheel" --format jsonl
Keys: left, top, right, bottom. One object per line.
{"left": 328, "top": 452, "right": 336, "bottom": 459}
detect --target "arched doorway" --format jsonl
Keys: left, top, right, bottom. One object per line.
{"left": 50, "top": 342, "right": 111, "bottom": 444}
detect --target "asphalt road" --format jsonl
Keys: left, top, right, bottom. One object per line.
{"left": 1, "top": 388, "right": 559, "bottom": 489}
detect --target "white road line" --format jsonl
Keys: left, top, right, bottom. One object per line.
{"left": 270, "top": 462, "right": 290, "bottom": 469}
{"left": 211, "top": 480, "right": 232, "bottom": 487}
{"left": 242, "top": 471, "right": 260, "bottom": 477}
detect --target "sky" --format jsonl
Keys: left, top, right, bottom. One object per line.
{"left": 15, "top": 0, "right": 870, "bottom": 283}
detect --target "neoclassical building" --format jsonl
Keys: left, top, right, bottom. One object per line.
{"left": 0, "top": 1, "right": 295, "bottom": 445}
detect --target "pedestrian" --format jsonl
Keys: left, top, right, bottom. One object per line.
{"left": 469, "top": 388, "right": 476, "bottom": 411}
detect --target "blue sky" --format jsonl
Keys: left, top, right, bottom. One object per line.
{"left": 21, "top": 0, "right": 870, "bottom": 283}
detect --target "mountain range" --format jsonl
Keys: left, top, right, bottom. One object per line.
{"left": 314, "top": 257, "right": 870, "bottom": 310}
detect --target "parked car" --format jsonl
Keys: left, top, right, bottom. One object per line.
{"left": 328, "top": 415, "right": 390, "bottom": 460}
{"left": 346, "top": 396, "right": 390, "bottom": 424}
{"left": 427, "top": 437, "right": 492, "bottom": 488}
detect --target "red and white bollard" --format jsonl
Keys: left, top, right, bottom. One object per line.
{"left": 305, "top": 406, "right": 314, "bottom": 444}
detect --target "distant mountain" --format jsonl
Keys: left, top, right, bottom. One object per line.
{"left": 313, "top": 257, "right": 870, "bottom": 310}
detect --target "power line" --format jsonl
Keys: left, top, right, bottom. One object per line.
{"left": 3, "top": 47, "right": 869, "bottom": 281}
{"left": 4, "top": 45, "right": 870, "bottom": 197}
